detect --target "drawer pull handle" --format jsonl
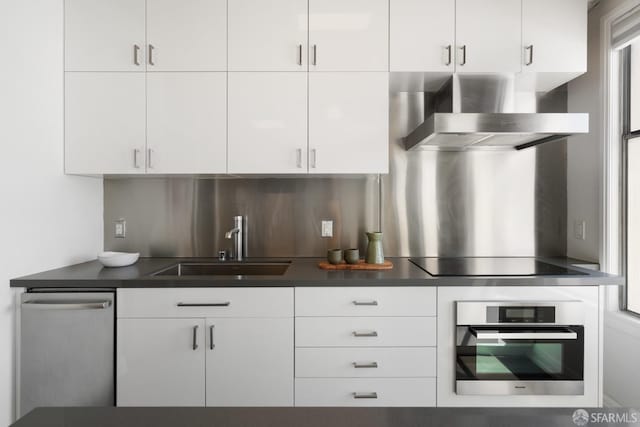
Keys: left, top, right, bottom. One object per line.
{"left": 352, "top": 331, "right": 378, "bottom": 337}
{"left": 353, "top": 362, "right": 378, "bottom": 369}
{"left": 352, "top": 300, "right": 378, "bottom": 306}
{"left": 353, "top": 392, "right": 378, "bottom": 399}
{"left": 177, "top": 302, "right": 231, "bottom": 307}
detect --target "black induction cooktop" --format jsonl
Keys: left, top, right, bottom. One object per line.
{"left": 409, "top": 257, "right": 587, "bottom": 277}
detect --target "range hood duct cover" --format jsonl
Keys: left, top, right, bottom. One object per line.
{"left": 403, "top": 75, "right": 588, "bottom": 151}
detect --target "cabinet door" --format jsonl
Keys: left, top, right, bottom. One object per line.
{"left": 147, "top": 73, "right": 227, "bottom": 174}
{"left": 65, "top": 0, "right": 146, "bottom": 71}
{"left": 65, "top": 73, "right": 146, "bottom": 175}
{"left": 228, "top": 0, "right": 308, "bottom": 71}
{"left": 228, "top": 73, "right": 307, "bottom": 174}
{"left": 117, "top": 318, "right": 205, "bottom": 406}
{"left": 206, "top": 318, "right": 294, "bottom": 406}
{"left": 522, "top": 0, "right": 587, "bottom": 73}
{"left": 309, "top": 73, "right": 389, "bottom": 174}
{"left": 309, "top": 0, "right": 388, "bottom": 71}
{"left": 147, "top": 0, "right": 227, "bottom": 71}
{"left": 455, "top": 0, "right": 521, "bottom": 73}
{"left": 390, "top": 0, "right": 455, "bottom": 72}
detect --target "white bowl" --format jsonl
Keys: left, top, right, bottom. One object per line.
{"left": 98, "top": 251, "right": 140, "bottom": 268}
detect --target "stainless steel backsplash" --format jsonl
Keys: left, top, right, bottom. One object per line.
{"left": 104, "top": 93, "right": 567, "bottom": 258}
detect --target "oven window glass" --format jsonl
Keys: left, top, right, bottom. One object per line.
{"left": 475, "top": 343, "right": 563, "bottom": 376}
{"left": 456, "top": 326, "right": 584, "bottom": 381}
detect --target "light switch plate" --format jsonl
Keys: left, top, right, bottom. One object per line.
{"left": 115, "top": 219, "right": 126, "bottom": 238}
{"left": 321, "top": 220, "right": 333, "bottom": 238}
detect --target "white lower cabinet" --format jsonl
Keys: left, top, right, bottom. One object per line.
{"left": 117, "top": 318, "right": 206, "bottom": 406}
{"left": 206, "top": 317, "right": 293, "bottom": 406}
{"left": 294, "top": 287, "right": 437, "bottom": 407}
{"left": 295, "top": 347, "right": 436, "bottom": 378}
{"left": 116, "top": 288, "right": 293, "bottom": 407}
{"left": 295, "top": 378, "right": 436, "bottom": 407}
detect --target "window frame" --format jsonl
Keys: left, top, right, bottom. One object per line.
{"left": 621, "top": 44, "right": 640, "bottom": 316}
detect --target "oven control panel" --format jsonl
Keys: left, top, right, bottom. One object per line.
{"left": 487, "top": 305, "right": 556, "bottom": 323}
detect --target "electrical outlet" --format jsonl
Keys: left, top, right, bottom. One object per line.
{"left": 115, "top": 219, "right": 126, "bottom": 238}
{"left": 573, "top": 220, "right": 586, "bottom": 241}
{"left": 321, "top": 220, "right": 333, "bottom": 238}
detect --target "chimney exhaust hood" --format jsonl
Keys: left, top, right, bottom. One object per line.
{"left": 403, "top": 75, "right": 589, "bottom": 151}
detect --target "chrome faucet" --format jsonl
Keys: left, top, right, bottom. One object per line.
{"left": 224, "top": 215, "right": 244, "bottom": 261}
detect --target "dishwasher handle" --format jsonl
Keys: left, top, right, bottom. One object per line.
{"left": 22, "top": 300, "right": 112, "bottom": 310}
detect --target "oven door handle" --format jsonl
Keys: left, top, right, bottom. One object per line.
{"left": 472, "top": 330, "right": 577, "bottom": 340}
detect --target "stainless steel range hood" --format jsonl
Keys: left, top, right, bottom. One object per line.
{"left": 403, "top": 75, "right": 588, "bottom": 151}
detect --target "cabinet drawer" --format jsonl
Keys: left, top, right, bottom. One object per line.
{"left": 295, "top": 347, "right": 435, "bottom": 378}
{"left": 295, "top": 287, "right": 436, "bottom": 317}
{"left": 295, "top": 378, "right": 436, "bottom": 407}
{"left": 117, "top": 288, "right": 293, "bottom": 318}
{"left": 295, "top": 317, "right": 436, "bottom": 347}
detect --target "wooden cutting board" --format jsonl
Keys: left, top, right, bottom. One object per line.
{"left": 318, "top": 259, "right": 393, "bottom": 271}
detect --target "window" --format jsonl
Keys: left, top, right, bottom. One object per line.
{"left": 623, "top": 38, "right": 640, "bottom": 315}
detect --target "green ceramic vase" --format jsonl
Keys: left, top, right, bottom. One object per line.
{"left": 365, "top": 232, "right": 384, "bottom": 264}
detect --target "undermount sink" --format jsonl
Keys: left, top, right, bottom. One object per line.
{"left": 152, "top": 262, "right": 291, "bottom": 277}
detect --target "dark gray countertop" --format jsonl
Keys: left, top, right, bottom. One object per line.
{"left": 9, "top": 257, "right": 623, "bottom": 288}
{"left": 11, "top": 407, "right": 640, "bottom": 427}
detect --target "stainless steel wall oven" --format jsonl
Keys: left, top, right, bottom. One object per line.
{"left": 455, "top": 301, "right": 585, "bottom": 396}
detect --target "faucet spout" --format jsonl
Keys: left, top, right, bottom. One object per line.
{"left": 225, "top": 227, "right": 240, "bottom": 239}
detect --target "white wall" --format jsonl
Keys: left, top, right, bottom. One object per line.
{"left": 568, "top": 0, "right": 640, "bottom": 408}
{"left": 0, "top": 1, "right": 104, "bottom": 424}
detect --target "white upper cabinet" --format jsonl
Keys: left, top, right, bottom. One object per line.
{"left": 146, "top": 73, "right": 227, "bottom": 174}
{"left": 65, "top": 0, "right": 146, "bottom": 71}
{"left": 455, "top": 0, "right": 522, "bottom": 73}
{"left": 390, "top": 0, "right": 455, "bottom": 72}
{"left": 228, "top": 0, "right": 308, "bottom": 71}
{"left": 309, "top": 0, "right": 389, "bottom": 71}
{"left": 65, "top": 73, "right": 146, "bottom": 175}
{"left": 228, "top": 73, "right": 308, "bottom": 174}
{"left": 309, "top": 73, "right": 389, "bottom": 174}
{"left": 522, "top": 0, "right": 587, "bottom": 73}
{"left": 146, "top": 0, "right": 227, "bottom": 71}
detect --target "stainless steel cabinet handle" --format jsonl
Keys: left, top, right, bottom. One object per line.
{"left": 298, "top": 44, "right": 303, "bottom": 66}
{"left": 133, "top": 44, "right": 141, "bottom": 66}
{"left": 177, "top": 302, "right": 231, "bottom": 307}
{"left": 310, "top": 149, "right": 317, "bottom": 169}
{"left": 473, "top": 330, "right": 577, "bottom": 340}
{"left": 352, "top": 330, "right": 378, "bottom": 337}
{"left": 352, "top": 300, "right": 378, "bottom": 306}
{"left": 209, "top": 325, "right": 215, "bottom": 350}
{"left": 353, "top": 392, "right": 378, "bottom": 399}
{"left": 192, "top": 325, "right": 199, "bottom": 350}
{"left": 444, "top": 45, "right": 452, "bottom": 66}
{"left": 458, "top": 45, "right": 466, "bottom": 66}
{"left": 147, "top": 148, "right": 154, "bottom": 169}
{"left": 525, "top": 44, "right": 534, "bottom": 66}
{"left": 134, "top": 149, "right": 141, "bottom": 168}
{"left": 353, "top": 362, "right": 378, "bottom": 369}
{"left": 148, "top": 44, "right": 155, "bottom": 66}
{"left": 312, "top": 44, "right": 317, "bottom": 66}
{"left": 296, "top": 148, "right": 303, "bottom": 168}
{"left": 22, "top": 301, "right": 111, "bottom": 310}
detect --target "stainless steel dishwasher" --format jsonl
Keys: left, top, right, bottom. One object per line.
{"left": 19, "top": 290, "right": 115, "bottom": 417}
